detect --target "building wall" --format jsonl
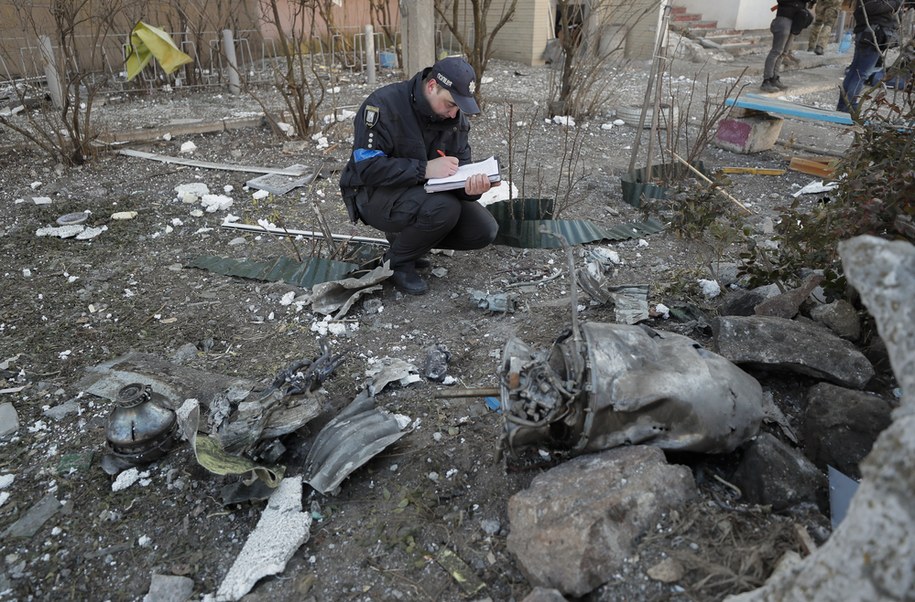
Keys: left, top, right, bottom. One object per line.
{"left": 2, "top": 0, "right": 668, "bottom": 79}
{"left": 0, "top": 0, "right": 403, "bottom": 79}
{"left": 673, "top": 0, "right": 774, "bottom": 30}
{"left": 443, "top": 0, "right": 661, "bottom": 67}
{"left": 484, "top": 0, "right": 552, "bottom": 65}
{"left": 607, "top": 0, "right": 664, "bottom": 60}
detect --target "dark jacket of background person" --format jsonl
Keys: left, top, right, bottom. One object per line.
{"left": 776, "top": 0, "right": 817, "bottom": 23}
{"left": 854, "top": 0, "right": 907, "bottom": 33}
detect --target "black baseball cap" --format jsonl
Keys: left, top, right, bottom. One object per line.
{"left": 430, "top": 57, "right": 480, "bottom": 115}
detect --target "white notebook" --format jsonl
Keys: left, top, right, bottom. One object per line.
{"left": 424, "top": 156, "right": 501, "bottom": 193}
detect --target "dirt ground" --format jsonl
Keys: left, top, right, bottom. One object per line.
{"left": 0, "top": 48, "right": 875, "bottom": 602}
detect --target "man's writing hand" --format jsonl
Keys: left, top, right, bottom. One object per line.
{"left": 464, "top": 173, "right": 497, "bottom": 196}
{"left": 425, "top": 156, "right": 459, "bottom": 179}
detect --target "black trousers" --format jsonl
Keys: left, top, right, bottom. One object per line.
{"left": 357, "top": 186, "right": 498, "bottom": 269}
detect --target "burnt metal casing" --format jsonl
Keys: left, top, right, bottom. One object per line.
{"left": 500, "top": 323, "right": 764, "bottom": 459}
{"left": 106, "top": 383, "right": 178, "bottom": 464}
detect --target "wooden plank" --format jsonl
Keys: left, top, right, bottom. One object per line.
{"left": 99, "top": 116, "right": 265, "bottom": 143}
{"left": 720, "top": 167, "right": 787, "bottom": 175}
{"left": 116, "top": 148, "right": 310, "bottom": 176}
{"left": 725, "top": 93, "right": 854, "bottom": 126}
{"left": 788, "top": 156, "right": 838, "bottom": 177}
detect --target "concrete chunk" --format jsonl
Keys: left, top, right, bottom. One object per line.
{"left": 215, "top": 476, "right": 311, "bottom": 601}
{"left": 714, "top": 112, "right": 784, "bottom": 154}
{"left": 1, "top": 495, "right": 62, "bottom": 539}
{"left": 0, "top": 402, "right": 18, "bottom": 438}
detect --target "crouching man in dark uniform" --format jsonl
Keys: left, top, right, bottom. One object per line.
{"left": 339, "top": 57, "right": 499, "bottom": 296}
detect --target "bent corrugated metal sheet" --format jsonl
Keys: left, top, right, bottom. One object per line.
{"left": 303, "top": 390, "right": 408, "bottom": 493}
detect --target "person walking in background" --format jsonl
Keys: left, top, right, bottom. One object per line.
{"left": 837, "top": 0, "right": 913, "bottom": 112}
{"left": 808, "top": 0, "right": 842, "bottom": 54}
{"left": 762, "top": 0, "right": 817, "bottom": 92}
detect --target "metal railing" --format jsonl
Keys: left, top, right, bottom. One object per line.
{"left": 0, "top": 25, "right": 407, "bottom": 96}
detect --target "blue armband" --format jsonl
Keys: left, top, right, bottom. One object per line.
{"left": 354, "top": 148, "right": 385, "bottom": 162}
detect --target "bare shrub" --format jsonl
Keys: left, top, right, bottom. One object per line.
{"left": 548, "top": 0, "right": 662, "bottom": 119}
{"left": 255, "top": 0, "right": 328, "bottom": 138}
{"left": 433, "top": 0, "right": 518, "bottom": 105}
{"left": 0, "top": 0, "right": 124, "bottom": 165}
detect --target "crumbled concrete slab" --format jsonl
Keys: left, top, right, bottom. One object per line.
{"left": 1, "top": 495, "right": 62, "bottom": 539}
{"left": 35, "top": 225, "right": 84, "bottom": 238}
{"left": 43, "top": 399, "right": 80, "bottom": 421}
{"left": 245, "top": 167, "right": 314, "bottom": 195}
{"left": 0, "top": 402, "right": 18, "bottom": 438}
{"left": 143, "top": 573, "right": 194, "bottom": 602}
{"left": 215, "top": 476, "right": 312, "bottom": 601}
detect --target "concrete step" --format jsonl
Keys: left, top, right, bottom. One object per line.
{"left": 686, "top": 20, "right": 719, "bottom": 29}
{"left": 671, "top": 14, "right": 720, "bottom": 33}
{"left": 680, "top": 27, "right": 811, "bottom": 57}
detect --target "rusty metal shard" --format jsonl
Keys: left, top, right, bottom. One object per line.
{"left": 303, "top": 390, "right": 408, "bottom": 494}
{"left": 500, "top": 323, "right": 764, "bottom": 459}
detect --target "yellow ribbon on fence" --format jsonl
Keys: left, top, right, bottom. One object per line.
{"left": 125, "top": 21, "right": 193, "bottom": 80}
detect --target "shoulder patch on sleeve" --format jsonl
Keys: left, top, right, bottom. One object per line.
{"left": 364, "top": 105, "right": 380, "bottom": 128}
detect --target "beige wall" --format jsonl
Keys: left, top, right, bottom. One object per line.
{"left": 0, "top": 0, "right": 402, "bottom": 78}
{"left": 674, "top": 0, "right": 774, "bottom": 30}
{"left": 485, "top": 0, "right": 552, "bottom": 65}
{"left": 441, "top": 0, "right": 660, "bottom": 67}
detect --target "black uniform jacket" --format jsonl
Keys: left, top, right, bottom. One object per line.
{"left": 854, "top": 0, "right": 906, "bottom": 32}
{"left": 776, "top": 0, "right": 816, "bottom": 19}
{"left": 339, "top": 67, "right": 477, "bottom": 224}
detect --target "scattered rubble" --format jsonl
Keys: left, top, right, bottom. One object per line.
{"left": 0, "top": 45, "right": 906, "bottom": 602}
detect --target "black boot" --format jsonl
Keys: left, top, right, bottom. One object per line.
{"left": 392, "top": 265, "right": 428, "bottom": 295}
{"left": 760, "top": 78, "right": 779, "bottom": 93}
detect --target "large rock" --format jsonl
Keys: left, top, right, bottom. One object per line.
{"left": 507, "top": 446, "right": 696, "bottom": 596}
{"left": 726, "top": 235, "right": 915, "bottom": 601}
{"left": 803, "top": 382, "right": 894, "bottom": 478}
{"left": 717, "top": 288, "right": 768, "bottom": 317}
{"left": 143, "top": 574, "right": 194, "bottom": 602}
{"left": 713, "top": 315, "right": 875, "bottom": 389}
{"left": 809, "top": 299, "right": 861, "bottom": 341}
{"left": 731, "top": 433, "right": 826, "bottom": 511}
{"left": 754, "top": 274, "right": 823, "bottom": 319}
